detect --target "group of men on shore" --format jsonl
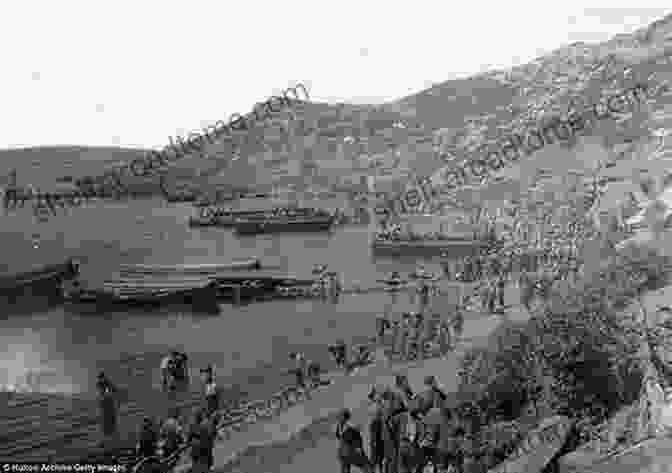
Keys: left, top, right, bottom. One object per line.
{"left": 375, "top": 310, "right": 464, "bottom": 361}
{"left": 93, "top": 353, "right": 222, "bottom": 471}
{"left": 336, "top": 374, "right": 467, "bottom": 473}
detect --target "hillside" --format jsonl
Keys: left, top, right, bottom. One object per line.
{"left": 3, "top": 15, "right": 672, "bottom": 212}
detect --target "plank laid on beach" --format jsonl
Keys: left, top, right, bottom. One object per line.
{"left": 118, "top": 259, "right": 261, "bottom": 274}
{"left": 103, "top": 279, "right": 213, "bottom": 289}
{"left": 113, "top": 275, "right": 217, "bottom": 285}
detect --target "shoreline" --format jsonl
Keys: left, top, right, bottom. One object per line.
{"left": 176, "top": 305, "right": 522, "bottom": 473}
{"left": 1, "top": 283, "right": 507, "bottom": 463}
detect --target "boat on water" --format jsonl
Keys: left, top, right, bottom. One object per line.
{"left": 372, "top": 235, "right": 486, "bottom": 256}
{"left": 0, "top": 259, "right": 81, "bottom": 312}
{"left": 210, "top": 272, "right": 315, "bottom": 291}
{"left": 234, "top": 209, "right": 335, "bottom": 235}
{"left": 188, "top": 209, "right": 272, "bottom": 227}
{"left": 188, "top": 207, "right": 319, "bottom": 228}
{"left": 0, "top": 259, "right": 80, "bottom": 293}
{"left": 62, "top": 264, "right": 320, "bottom": 311}
{"left": 117, "top": 258, "right": 262, "bottom": 274}
{"left": 63, "top": 278, "right": 220, "bottom": 314}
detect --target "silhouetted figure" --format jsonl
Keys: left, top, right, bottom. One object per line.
{"left": 161, "top": 408, "right": 184, "bottom": 459}
{"left": 96, "top": 372, "right": 118, "bottom": 449}
{"left": 369, "top": 406, "right": 386, "bottom": 473}
{"left": 336, "top": 408, "right": 372, "bottom": 473}
{"left": 188, "top": 409, "right": 217, "bottom": 472}
{"left": 497, "top": 277, "right": 506, "bottom": 309}
{"left": 200, "top": 366, "right": 219, "bottom": 415}
{"left": 137, "top": 417, "right": 158, "bottom": 458}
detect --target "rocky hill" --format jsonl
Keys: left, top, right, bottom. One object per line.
{"left": 3, "top": 15, "right": 672, "bottom": 213}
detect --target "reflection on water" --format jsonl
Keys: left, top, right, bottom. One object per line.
{"left": 0, "top": 199, "right": 475, "bottom": 394}
{"left": 0, "top": 330, "right": 85, "bottom": 394}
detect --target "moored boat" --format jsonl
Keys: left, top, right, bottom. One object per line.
{"left": 0, "top": 259, "right": 80, "bottom": 293}
{"left": 234, "top": 212, "right": 335, "bottom": 235}
{"left": 117, "top": 259, "right": 262, "bottom": 275}
{"left": 188, "top": 208, "right": 271, "bottom": 227}
{"left": 372, "top": 236, "right": 486, "bottom": 256}
{"left": 63, "top": 277, "right": 220, "bottom": 314}
{"left": 0, "top": 259, "right": 81, "bottom": 313}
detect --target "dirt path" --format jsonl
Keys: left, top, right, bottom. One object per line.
{"left": 175, "top": 296, "right": 529, "bottom": 473}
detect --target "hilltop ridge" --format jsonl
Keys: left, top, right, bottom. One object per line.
{"left": 2, "top": 14, "right": 672, "bottom": 208}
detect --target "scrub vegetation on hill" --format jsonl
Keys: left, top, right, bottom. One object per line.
{"left": 453, "top": 244, "right": 672, "bottom": 471}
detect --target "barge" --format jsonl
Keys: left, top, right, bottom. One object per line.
{"left": 188, "top": 209, "right": 271, "bottom": 227}
{"left": 188, "top": 207, "right": 317, "bottom": 228}
{"left": 371, "top": 236, "right": 487, "bottom": 257}
{"left": 117, "top": 258, "right": 262, "bottom": 275}
{"left": 63, "top": 278, "right": 220, "bottom": 314}
{"left": 62, "top": 263, "right": 322, "bottom": 311}
{"left": 234, "top": 211, "right": 335, "bottom": 235}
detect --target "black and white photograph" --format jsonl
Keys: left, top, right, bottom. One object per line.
{"left": 2, "top": 3, "right": 672, "bottom": 473}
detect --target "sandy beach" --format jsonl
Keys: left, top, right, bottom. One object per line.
{"left": 172, "top": 298, "right": 529, "bottom": 473}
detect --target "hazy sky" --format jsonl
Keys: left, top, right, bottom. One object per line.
{"left": 1, "top": 2, "right": 670, "bottom": 150}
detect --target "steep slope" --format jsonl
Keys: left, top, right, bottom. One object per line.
{"left": 421, "top": 16, "right": 672, "bottom": 215}
{"left": 4, "top": 15, "right": 672, "bottom": 209}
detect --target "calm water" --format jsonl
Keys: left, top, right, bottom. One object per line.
{"left": 0, "top": 197, "right": 472, "bottom": 395}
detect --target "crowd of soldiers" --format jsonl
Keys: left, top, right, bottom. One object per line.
{"left": 89, "top": 243, "right": 579, "bottom": 471}
{"left": 328, "top": 236, "right": 588, "bottom": 472}
{"left": 373, "top": 310, "right": 464, "bottom": 362}
{"left": 336, "top": 374, "right": 470, "bottom": 473}
{"left": 93, "top": 356, "right": 224, "bottom": 471}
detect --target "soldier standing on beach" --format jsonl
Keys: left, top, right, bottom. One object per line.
{"left": 394, "top": 375, "right": 415, "bottom": 406}
{"left": 336, "top": 408, "right": 373, "bottom": 473}
{"left": 391, "top": 321, "right": 402, "bottom": 358}
{"left": 136, "top": 417, "right": 158, "bottom": 458}
{"left": 439, "top": 317, "right": 452, "bottom": 355}
{"left": 188, "top": 409, "right": 218, "bottom": 473}
{"left": 497, "top": 276, "right": 506, "bottom": 311}
{"left": 375, "top": 315, "right": 391, "bottom": 346}
{"left": 369, "top": 403, "right": 386, "bottom": 473}
{"left": 96, "top": 372, "right": 118, "bottom": 450}
{"left": 160, "top": 351, "right": 176, "bottom": 393}
{"left": 290, "top": 352, "right": 308, "bottom": 386}
{"left": 160, "top": 407, "right": 184, "bottom": 458}
{"left": 487, "top": 279, "right": 496, "bottom": 313}
{"left": 200, "top": 366, "right": 219, "bottom": 415}
{"left": 405, "top": 314, "right": 419, "bottom": 360}
{"left": 403, "top": 314, "right": 414, "bottom": 360}
{"left": 420, "top": 314, "right": 435, "bottom": 360}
